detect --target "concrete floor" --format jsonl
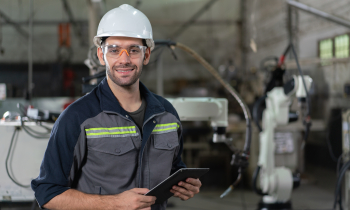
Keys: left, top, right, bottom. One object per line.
{"left": 167, "top": 184, "right": 333, "bottom": 210}
{"left": 167, "top": 164, "right": 337, "bottom": 210}
{"left": 0, "top": 165, "right": 339, "bottom": 210}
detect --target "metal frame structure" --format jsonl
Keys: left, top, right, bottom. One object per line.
{"left": 0, "top": 10, "right": 29, "bottom": 38}
{"left": 287, "top": 0, "right": 350, "bottom": 29}
{"left": 61, "top": 0, "right": 85, "bottom": 46}
{"left": 170, "top": 0, "right": 218, "bottom": 39}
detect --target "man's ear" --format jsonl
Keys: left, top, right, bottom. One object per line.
{"left": 97, "top": 47, "right": 106, "bottom": 66}
{"left": 143, "top": 48, "right": 151, "bottom": 65}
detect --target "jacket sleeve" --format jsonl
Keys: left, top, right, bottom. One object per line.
{"left": 31, "top": 108, "right": 84, "bottom": 209}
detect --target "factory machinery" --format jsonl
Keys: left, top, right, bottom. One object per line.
{"left": 149, "top": 41, "right": 315, "bottom": 210}
{"left": 252, "top": 44, "right": 312, "bottom": 209}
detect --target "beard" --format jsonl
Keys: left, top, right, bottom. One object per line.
{"left": 106, "top": 63, "right": 143, "bottom": 87}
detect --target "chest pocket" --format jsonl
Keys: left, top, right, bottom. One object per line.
{"left": 152, "top": 122, "right": 179, "bottom": 151}
{"left": 88, "top": 137, "right": 135, "bottom": 156}
{"left": 153, "top": 131, "right": 179, "bottom": 150}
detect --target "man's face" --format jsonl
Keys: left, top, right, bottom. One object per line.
{"left": 97, "top": 37, "right": 151, "bottom": 87}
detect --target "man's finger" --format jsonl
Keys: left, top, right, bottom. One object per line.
{"left": 140, "top": 195, "right": 157, "bottom": 203}
{"left": 178, "top": 181, "right": 198, "bottom": 193}
{"left": 172, "top": 185, "right": 194, "bottom": 197}
{"left": 137, "top": 196, "right": 156, "bottom": 209}
{"left": 137, "top": 202, "right": 153, "bottom": 209}
{"left": 171, "top": 189, "right": 190, "bottom": 200}
{"left": 184, "top": 178, "right": 202, "bottom": 187}
{"left": 131, "top": 188, "right": 150, "bottom": 195}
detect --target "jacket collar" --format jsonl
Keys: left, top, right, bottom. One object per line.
{"left": 98, "top": 78, "right": 165, "bottom": 118}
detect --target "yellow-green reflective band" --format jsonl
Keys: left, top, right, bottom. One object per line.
{"left": 153, "top": 127, "right": 176, "bottom": 132}
{"left": 154, "top": 123, "right": 177, "bottom": 128}
{"left": 85, "top": 126, "right": 137, "bottom": 138}
{"left": 85, "top": 126, "right": 135, "bottom": 131}
{"left": 152, "top": 123, "right": 179, "bottom": 134}
{"left": 86, "top": 130, "right": 136, "bottom": 136}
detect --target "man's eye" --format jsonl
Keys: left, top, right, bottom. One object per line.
{"left": 130, "top": 49, "right": 140, "bottom": 54}
{"left": 109, "top": 49, "right": 120, "bottom": 53}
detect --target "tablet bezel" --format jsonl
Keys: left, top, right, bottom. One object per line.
{"left": 145, "top": 168, "right": 209, "bottom": 204}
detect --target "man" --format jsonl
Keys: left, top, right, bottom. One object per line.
{"left": 31, "top": 4, "right": 202, "bottom": 210}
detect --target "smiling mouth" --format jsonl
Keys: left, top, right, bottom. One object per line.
{"left": 116, "top": 68, "right": 134, "bottom": 73}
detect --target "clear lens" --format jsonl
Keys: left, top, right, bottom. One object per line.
{"left": 103, "top": 45, "right": 147, "bottom": 59}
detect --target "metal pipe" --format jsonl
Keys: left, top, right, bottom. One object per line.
{"left": 239, "top": 0, "right": 247, "bottom": 74}
{"left": 0, "top": 12, "right": 3, "bottom": 55}
{"left": 62, "top": 0, "right": 84, "bottom": 45}
{"left": 156, "top": 49, "right": 164, "bottom": 97}
{"left": 88, "top": 1, "right": 99, "bottom": 47}
{"left": 28, "top": 0, "right": 33, "bottom": 102}
{"left": 171, "top": 0, "right": 218, "bottom": 39}
{"left": 287, "top": 0, "right": 350, "bottom": 29}
{"left": 174, "top": 42, "right": 252, "bottom": 155}
{"left": 287, "top": 4, "right": 293, "bottom": 57}
{"left": 0, "top": 10, "right": 28, "bottom": 38}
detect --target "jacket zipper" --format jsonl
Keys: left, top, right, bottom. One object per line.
{"left": 138, "top": 111, "right": 165, "bottom": 188}
{"left": 113, "top": 112, "right": 145, "bottom": 187}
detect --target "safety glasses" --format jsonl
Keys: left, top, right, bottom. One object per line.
{"left": 102, "top": 44, "right": 147, "bottom": 59}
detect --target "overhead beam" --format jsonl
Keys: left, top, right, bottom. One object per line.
{"left": 170, "top": 0, "right": 218, "bottom": 39}
{"left": 1, "top": 19, "right": 237, "bottom": 26}
{"left": 61, "top": 0, "right": 85, "bottom": 45}
{"left": 0, "top": 10, "right": 28, "bottom": 38}
{"left": 153, "top": 19, "right": 238, "bottom": 26}
{"left": 0, "top": 20, "right": 87, "bottom": 26}
{"left": 287, "top": 0, "right": 350, "bottom": 29}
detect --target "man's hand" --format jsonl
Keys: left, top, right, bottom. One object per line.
{"left": 170, "top": 178, "right": 202, "bottom": 201}
{"left": 113, "top": 188, "right": 156, "bottom": 210}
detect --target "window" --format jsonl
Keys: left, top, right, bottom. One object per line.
{"left": 319, "top": 39, "right": 333, "bottom": 59}
{"left": 319, "top": 34, "right": 350, "bottom": 65}
{"left": 335, "top": 34, "right": 349, "bottom": 58}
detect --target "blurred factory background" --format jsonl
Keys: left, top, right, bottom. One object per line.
{"left": 1, "top": 0, "right": 350, "bottom": 209}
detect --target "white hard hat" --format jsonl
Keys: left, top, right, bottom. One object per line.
{"left": 93, "top": 4, "right": 154, "bottom": 51}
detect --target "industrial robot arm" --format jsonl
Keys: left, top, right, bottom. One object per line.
{"left": 258, "top": 75, "right": 313, "bottom": 203}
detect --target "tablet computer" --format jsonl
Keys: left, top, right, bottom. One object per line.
{"left": 145, "top": 168, "right": 209, "bottom": 204}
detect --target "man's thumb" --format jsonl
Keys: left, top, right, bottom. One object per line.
{"left": 131, "top": 188, "right": 150, "bottom": 195}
